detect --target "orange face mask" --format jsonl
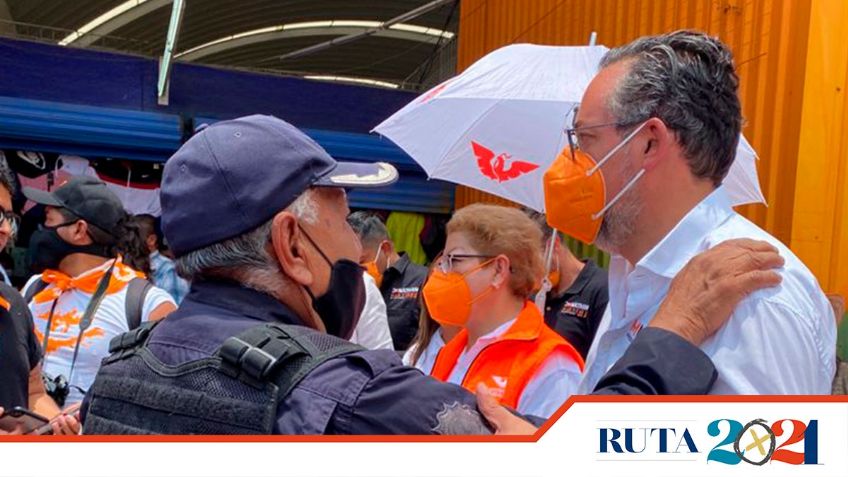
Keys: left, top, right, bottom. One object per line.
{"left": 363, "top": 243, "right": 386, "bottom": 287}
{"left": 543, "top": 122, "right": 647, "bottom": 244}
{"left": 547, "top": 269, "right": 561, "bottom": 290}
{"left": 422, "top": 258, "right": 496, "bottom": 327}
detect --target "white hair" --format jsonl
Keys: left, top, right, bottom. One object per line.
{"left": 288, "top": 188, "right": 318, "bottom": 224}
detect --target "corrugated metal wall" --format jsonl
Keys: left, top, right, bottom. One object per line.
{"left": 456, "top": 0, "right": 811, "bottom": 245}
{"left": 0, "top": 95, "right": 183, "bottom": 161}
{"left": 790, "top": 0, "right": 848, "bottom": 300}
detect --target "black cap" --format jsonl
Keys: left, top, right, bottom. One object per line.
{"left": 160, "top": 115, "right": 399, "bottom": 257}
{"left": 24, "top": 176, "right": 127, "bottom": 242}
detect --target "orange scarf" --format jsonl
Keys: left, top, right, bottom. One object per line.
{"left": 33, "top": 258, "right": 144, "bottom": 304}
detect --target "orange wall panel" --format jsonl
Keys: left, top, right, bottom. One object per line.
{"left": 790, "top": 0, "right": 848, "bottom": 298}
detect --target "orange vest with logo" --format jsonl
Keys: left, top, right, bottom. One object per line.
{"left": 430, "top": 301, "right": 584, "bottom": 409}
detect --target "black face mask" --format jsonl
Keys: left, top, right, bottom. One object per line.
{"left": 298, "top": 225, "right": 366, "bottom": 340}
{"left": 28, "top": 225, "right": 109, "bottom": 274}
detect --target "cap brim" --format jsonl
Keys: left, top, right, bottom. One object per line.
{"left": 22, "top": 186, "right": 63, "bottom": 207}
{"left": 314, "top": 161, "right": 399, "bottom": 188}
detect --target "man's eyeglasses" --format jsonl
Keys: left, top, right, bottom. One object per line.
{"left": 436, "top": 253, "right": 493, "bottom": 274}
{"left": 563, "top": 122, "right": 632, "bottom": 162}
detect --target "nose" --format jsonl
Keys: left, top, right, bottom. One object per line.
{"left": 0, "top": 218, "right": 12, "bottom": 237}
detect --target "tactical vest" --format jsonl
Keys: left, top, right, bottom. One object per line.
{"left": 84, "top": 321, "right": 363, "bottom": 435}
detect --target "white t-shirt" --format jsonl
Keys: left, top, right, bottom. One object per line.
{"left": 25, "top": 265, "right": 175, "bottom": 405}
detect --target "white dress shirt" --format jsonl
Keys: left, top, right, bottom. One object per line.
{"left": 349, "top": 273, "right": 394, "bottom": 350}
{"left": 446, "top": 319, "right": 582, "bottom": 418}
{"left": 578, "top": 187, "right": 836, "bottom": 395}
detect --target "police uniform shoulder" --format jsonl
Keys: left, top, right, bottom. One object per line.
{"left": 345, "top": 348, "right": 403, "bottom": 376}
{"left": 295, "top": 348, "right": 402, "bottom": 407}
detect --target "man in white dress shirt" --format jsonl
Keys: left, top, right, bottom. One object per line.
{"left": 567, "top": 31, "right": 835, "bottom": 394}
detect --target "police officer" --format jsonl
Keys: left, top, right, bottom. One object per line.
{"left": 81, "top": 115, "right": 784, "bottom": 435}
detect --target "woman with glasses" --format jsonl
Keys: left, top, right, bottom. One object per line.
{"left": 422, "top": 204, "right": 584, "bottom": 418}
{"left": 402, "top": 253, "right": 461, "bottom": 374}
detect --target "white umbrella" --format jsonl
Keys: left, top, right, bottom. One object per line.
{"left": 373, "top": 43, "right": 766, "bottom": 212}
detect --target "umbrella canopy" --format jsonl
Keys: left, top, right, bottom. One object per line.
{"left": 374, "top": 43, "right": 765, "bottom": 212}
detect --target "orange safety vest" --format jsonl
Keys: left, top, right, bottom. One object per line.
{"left": 430, "top": 301, "right": 584, "bottom": 409}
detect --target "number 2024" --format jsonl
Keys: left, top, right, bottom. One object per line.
{"left": 707, "top": 419, "right": 818, "bottom": 465}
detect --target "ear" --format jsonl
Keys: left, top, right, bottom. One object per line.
{"left": 382, "top": 240, "right": 394, "bottom": 255}
{"left": 640, "top": 117, "right": 670, "bottom": 172}
{"left": 71, "top": 220, "right": 93, "bottom": 245}
{"left": 270, "top": 211, "right": 314, "bottom": 288}
{"left": 491, "top": 255, "right": 510, "bottom": 289}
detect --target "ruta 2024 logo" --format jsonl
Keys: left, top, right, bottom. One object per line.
{"left": 599, "top": 419, "right": 819, "bottom": 466}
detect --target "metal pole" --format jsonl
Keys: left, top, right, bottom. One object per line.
{"left": 157, "top": 0, "right": 185, "bottom": 105}
{"left": 279, "top": 0, "right": 455, "bottom": 62}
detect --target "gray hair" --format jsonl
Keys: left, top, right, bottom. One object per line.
{"left": 175, "top": 189, "right": 319, "bottom": 291}
{"left": 347, "top": 211, "right": 389, "bottom": 248}
{"left": 599, "top": 30, "right": 742, "bottom": 185}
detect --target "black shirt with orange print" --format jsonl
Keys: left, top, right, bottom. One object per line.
{"left": 0, "top": 282, "right": 42, "bottom": 409}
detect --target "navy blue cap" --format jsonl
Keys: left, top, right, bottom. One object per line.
{"left": 161, "top": 115, "right": 398, "bottom": 256}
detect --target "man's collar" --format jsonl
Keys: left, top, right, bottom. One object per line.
{"left": 386, "top": 252, "right": 411, "bottom": 275}
{"left": 187, "top": 279, "right": 305, "bottom": 325}
{"left": 635, "top": 186, "right": 735, "bottom": 278}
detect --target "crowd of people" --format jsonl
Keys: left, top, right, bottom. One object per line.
{"left": 0, "top": 30, "right": 843, "bottom": 436}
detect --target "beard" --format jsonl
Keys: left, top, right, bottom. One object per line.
{"left": 595, "top": 167, "right": 644, "bottom": 255}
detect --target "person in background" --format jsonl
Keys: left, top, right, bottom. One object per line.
{"left": 527, "top": 211, "right": 609, "bottom": 359}
{"left": 424, "top": 204, "right": 583, "bottom": 418}
{"left": 0, "top": 160, "right": 15, "bottom": 286}
{"left": 403, "top": 254, "right": 459, "bottom": 373}
{"left": 348, "top": 211, "right": 428, "bottom": 351}
{"left": 830, "top": 294, "right": 847, "bottom": 394}
{"left": 0, "top": 161, "right": 77, "bottom": 435}
{"left": 22, "top": 176, "right": 176, "bottom": 406}
{"left": 136, "top": 214, "right": 189, "bottom": 304}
